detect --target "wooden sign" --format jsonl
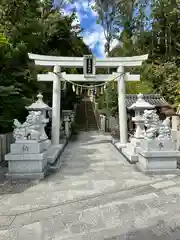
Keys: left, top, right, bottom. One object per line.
{"left": 83, "top": 55, "right": 96, "bottom": 78}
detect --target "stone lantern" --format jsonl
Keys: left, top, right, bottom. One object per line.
{"left": 26, "top": 93, "right": 51, "bottom": 149}
{"left": 26, "top": 93, "right": 51, "bottom": 118}
{"left": 122, "top": 93, "right": 155, "bottom": 163}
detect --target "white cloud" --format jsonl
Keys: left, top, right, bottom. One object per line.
{"left": 62, "top": 0, "right": 120, "bottom": 57}
{"left": 83, "top": 31, "right": 101, "bottom": 48}
{"left": 61, "top": 8, "right": 70, "bottom": 15}
{"left": 81, "top": 1, "right": 89, "bottom": 9}
{"left": 98, "top": 43, "right": 105, "bottom": 57}
{"left": 81, "top": 13, "right": 89, "bottom": 20}
{"left": 82, "top": 23, "right": 106, "bottom": 57}
{"left": 73, "top": 1, "right": 82, "bottom": 11}
{"left": 87, "top": 0, "right": 98, "bottom": 17}
{"left": 82, "top": 26, "right": 120, "bottom": 57}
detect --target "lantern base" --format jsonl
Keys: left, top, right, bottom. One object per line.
{"left": 122, "top": 137, "right": 143, "bottom": 163}
{"left": 122, "top": 142, "right": 139, "bottom": 163}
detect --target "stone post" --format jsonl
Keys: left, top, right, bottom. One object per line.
{"left": 52, "top": 66, "right": 61, "bottom": 145}
{"left": 95, "top": 102, "right": 98, "bottom": 112}
{"left": 100, "top": 115, "right": 106, "bottom": 132}
{"left": 172, "top": 116, "right": 179, "bottom": 131}
{"left": 171, "top": 116, "right": 180, "bottom": 150}
{"left": 64, "top": 116, "right": 70, "bottom": 138}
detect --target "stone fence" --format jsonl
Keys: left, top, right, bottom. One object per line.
{"left": 92, "top": 102, "right": 118, "bottom": 132}
{"left": 171, "top": 116, "right": 180, "bottom": 150}
{"left": 0, "top": 132, "right": 14, "bottom": 163}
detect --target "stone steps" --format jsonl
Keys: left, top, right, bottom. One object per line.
{"left": 75, "top": 99, "right": 98, "bottom": 131}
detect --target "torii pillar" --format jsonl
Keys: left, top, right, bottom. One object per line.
{"left": 52, "top": 66, "right": 61, "bottom": 145}
{"left": 117, "top": 66, "right": 127, "bottom": 147}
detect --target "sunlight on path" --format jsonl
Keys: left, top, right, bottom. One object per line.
{"left": 0, "top": 131, "right": 179, "bottom": 240}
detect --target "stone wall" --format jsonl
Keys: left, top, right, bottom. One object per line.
{"left": 0, "top": 132, "right": 14, "bottom": 163}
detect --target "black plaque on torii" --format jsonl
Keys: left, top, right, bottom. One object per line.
{"left": 83, "top": 55, "right": 96, "bottom": 78}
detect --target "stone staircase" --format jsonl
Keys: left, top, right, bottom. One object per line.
{"left": 75, "top": 99, "right": 98, "bottom": 131}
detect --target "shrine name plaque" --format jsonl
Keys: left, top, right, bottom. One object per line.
{"left": 83, "top": 55, "right": 95, "bottom": 77}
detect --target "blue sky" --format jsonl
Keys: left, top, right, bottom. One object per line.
{"left": 55, "top": 0, "right": 118, "bottom": 58}
{"left": 54, "top": 0, "right": 152, "bottom": 57}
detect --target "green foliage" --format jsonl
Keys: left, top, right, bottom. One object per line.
{"left": 126, "top": 81, "right": 153, "bottom": 94}
{"left": 0, "top": 33, "right": 7, "bottom": 45}
{"left": 143, "top": 62, "right": 180, "bottom": 105}
{"left": 95, "top": 0, "right": 180, "bottom": 114}
{"left": 97, "top": 79, "right": 153, "bottom": 115}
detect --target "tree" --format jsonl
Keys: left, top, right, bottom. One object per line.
{"left": 142, "top": 62, "right": 180, "bottom": 105}
{"left": 94, "top": 0, "right": 151, "bottom": 56}
{"left": 103, "top": 0, "right": 180, "bottom": 111}
{"left": 151, "top": 0, "right": 180, "bottom": 61}
{"left": 94, "top": 0, "right": 120, "bottom": 54}
{"left": 142, "top": 0, "right": 180, "bottom": 106}
{"left": 94, "top": 0, "right": 157, "bottom": 115}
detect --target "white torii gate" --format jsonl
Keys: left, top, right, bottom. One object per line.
{"left": 28, "top": 53, "right": 148, "bottom": 147}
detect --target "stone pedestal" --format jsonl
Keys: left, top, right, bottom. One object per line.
{"left": 42, "top": 139, "right": 51, "bottom": 150}
{"left": 5, "top": 140, "right": 48, "bottom": 180}
{"left": 122, "top": 138, "right": 141, "bottom": 163}
{"left": 136, "top": 139, "right": 180, "bottom": 174}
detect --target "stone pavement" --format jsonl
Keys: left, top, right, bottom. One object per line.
{"left": 1, "top": 131, "right": 180, "bottom": 239}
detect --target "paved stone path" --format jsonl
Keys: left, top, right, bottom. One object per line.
{"left": 1, "top": 131, "right": 180, "bottom": 239}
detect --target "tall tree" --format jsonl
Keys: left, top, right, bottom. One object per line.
{"left": 151, "top": 0, "right": 180, "bottom": 61}
{"left": 142, "top": 0, "right": 180, "bottom": 105}
{"left": 94, "top": 0, "right": 150, "bottom": 56}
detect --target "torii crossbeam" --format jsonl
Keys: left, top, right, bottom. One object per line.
{"left": 37, "top": 72, "right": 140, "bottom": 82}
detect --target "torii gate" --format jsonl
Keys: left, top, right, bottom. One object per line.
{"left": 28, "top": 53, "right": 148, "bottom": 147}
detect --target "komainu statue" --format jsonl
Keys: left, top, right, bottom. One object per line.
{"left": 13, "top": 111, "right": 46, "bottom": 141}
{"left": 143, "top": 109, "right": 160, "bottom": 139}
{"left": 158, "top": 117, "right": 172, "bottom": 140}
{"left": 143, "top": 109, "right": 172, "bottom": 140}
